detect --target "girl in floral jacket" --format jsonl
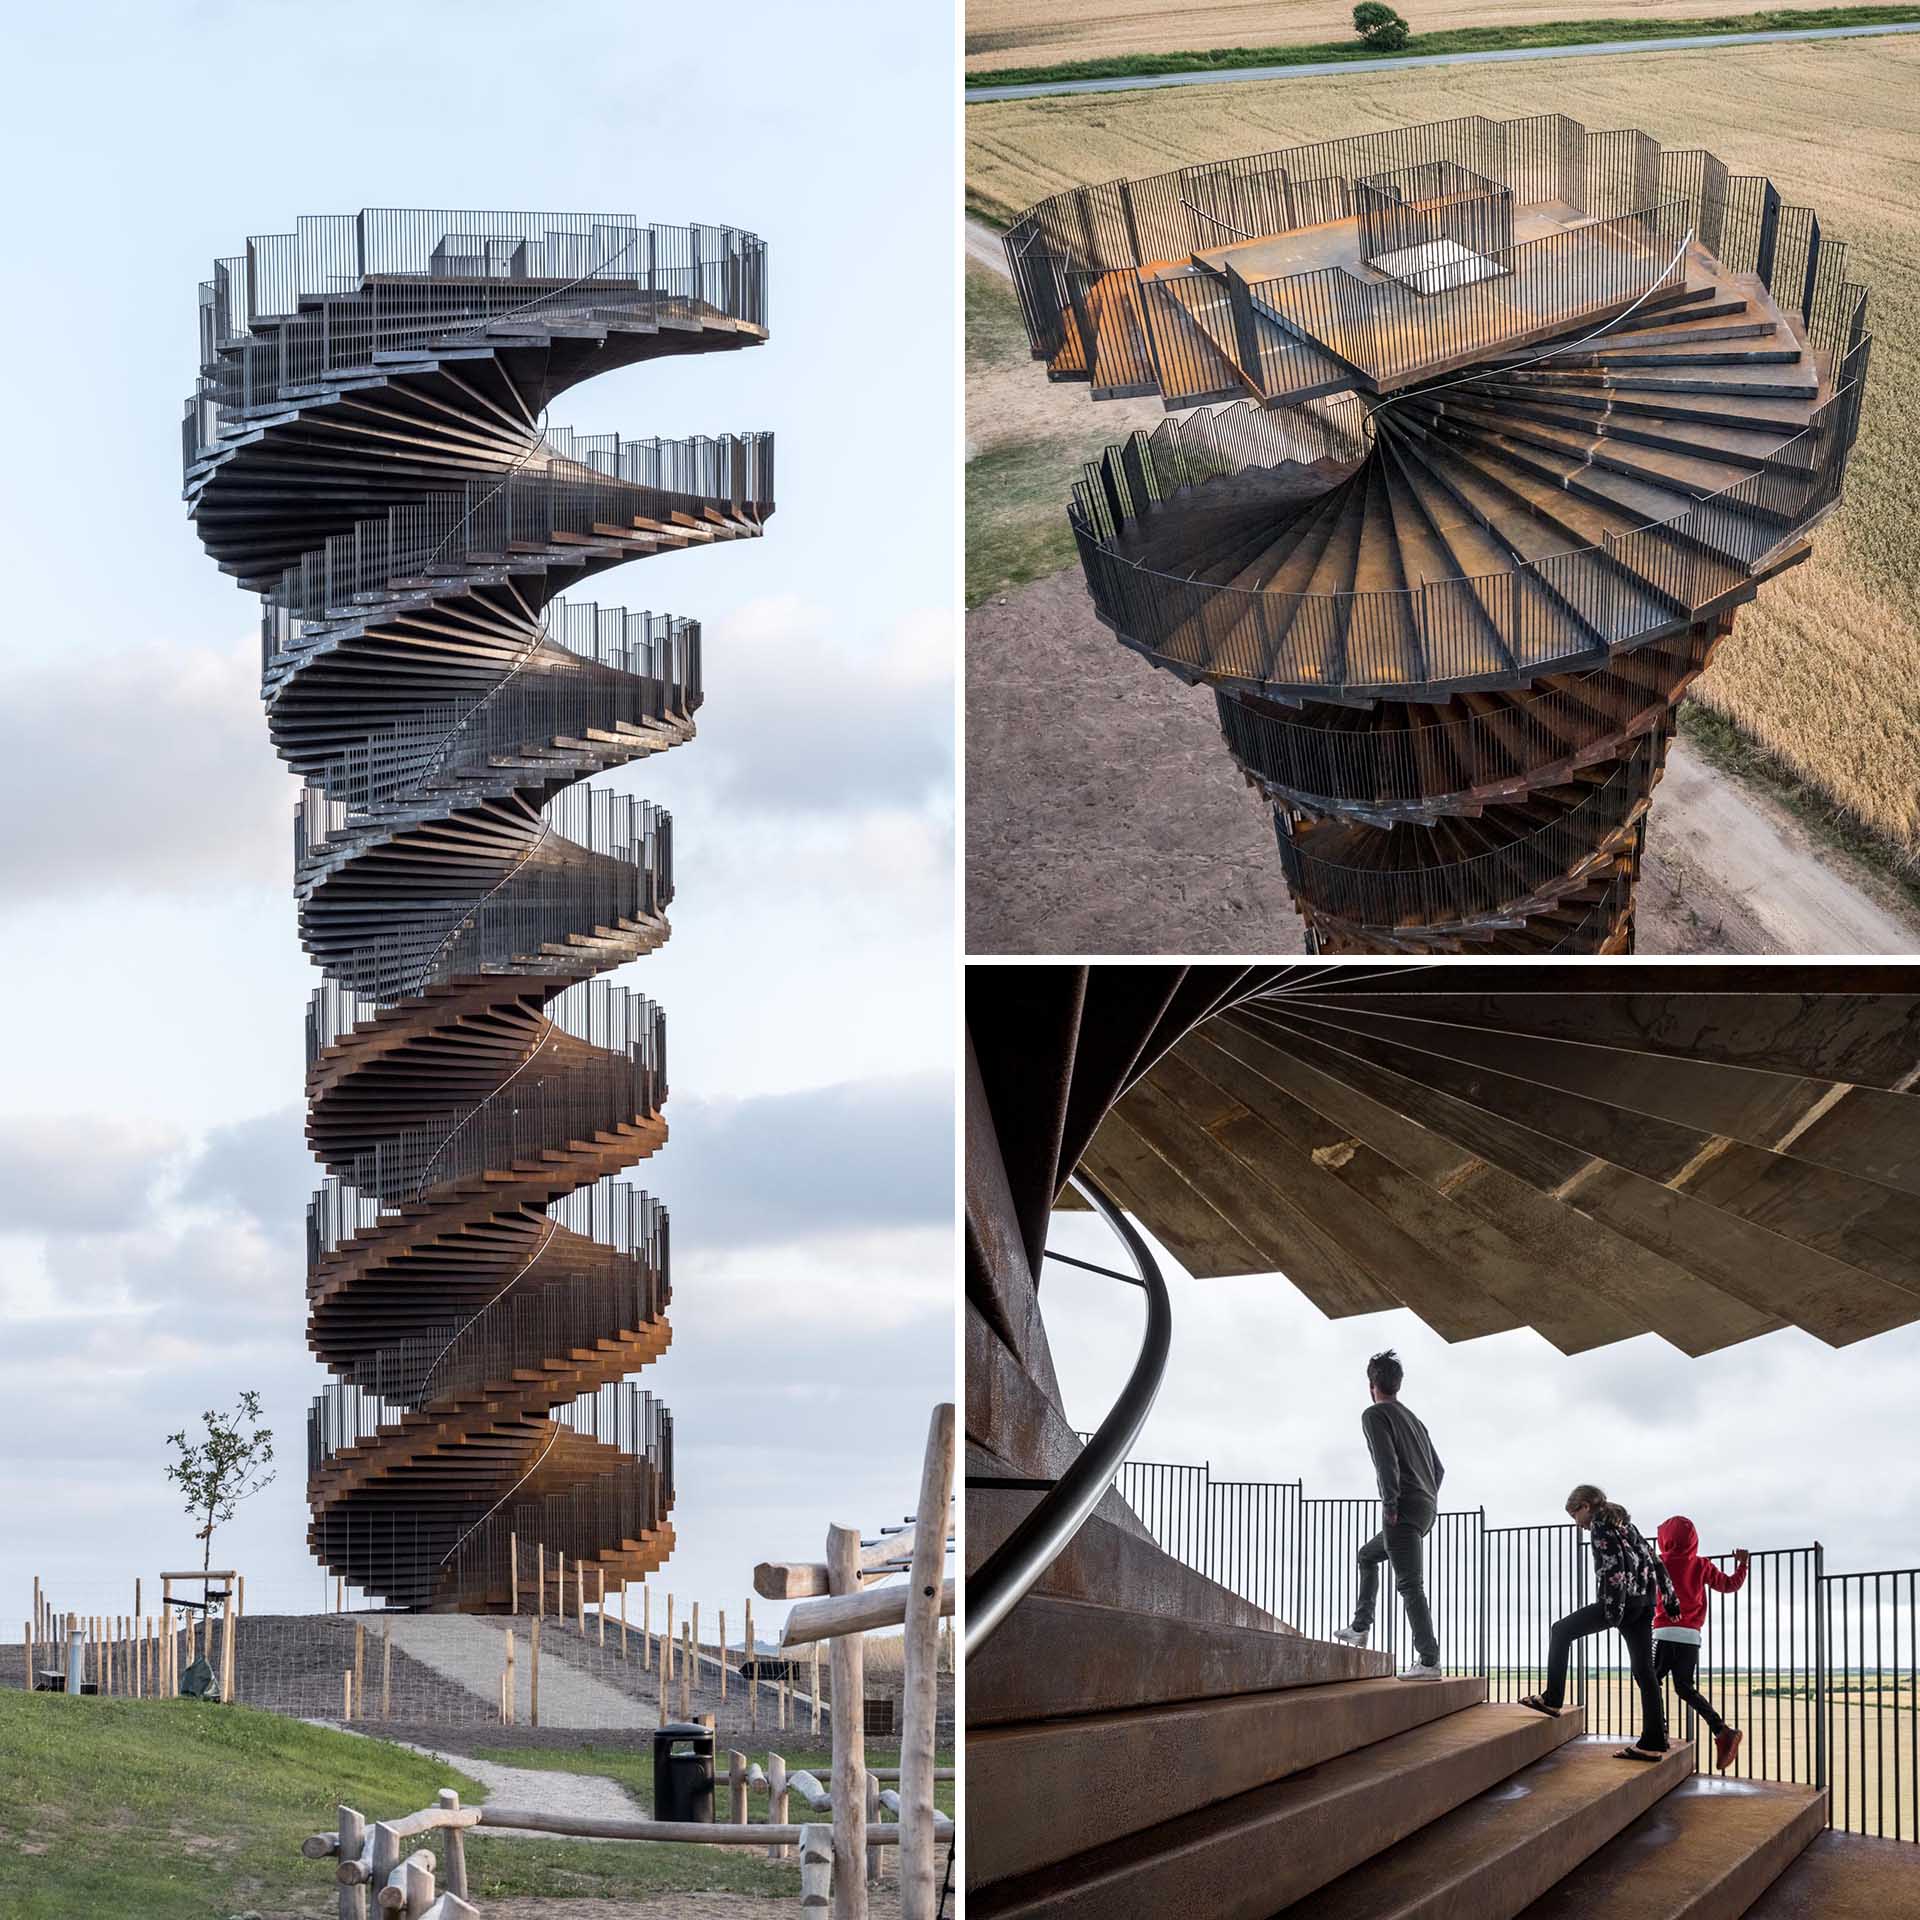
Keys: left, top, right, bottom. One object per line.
{"left": 1519, "top": 1483, "right": 1682, "bottom": 1760}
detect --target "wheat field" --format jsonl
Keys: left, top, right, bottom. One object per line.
{"left": 966, "top": 38, "right": 1920, "bottom": 862}
{"left": 965, "top": 0, "right": 1886, "bottom": 73}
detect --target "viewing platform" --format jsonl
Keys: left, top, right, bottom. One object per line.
{"left": 1002, "top": 116, "right": 1872, "bottom": 951}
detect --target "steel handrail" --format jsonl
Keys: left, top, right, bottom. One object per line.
{"left": 965, "top": 1169, "right": 1172, "bottom": 1658}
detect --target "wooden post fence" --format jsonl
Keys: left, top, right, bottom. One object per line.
{"left": 826, "top": 1522, "right": 866, "bottom": 1920}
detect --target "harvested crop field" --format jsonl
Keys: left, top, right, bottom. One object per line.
{"left": 964, "top": 0, "right": 1894, "bottom": 73}
{"left": 966, "top": 37, "right": 1920, "bottom": 869}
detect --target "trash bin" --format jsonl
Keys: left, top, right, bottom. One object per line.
{"left": 654, "top": 1722, "right": 715, "bottom": 1822}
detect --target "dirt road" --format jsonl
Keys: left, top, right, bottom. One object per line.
{"left": 966, "top": 572, "right": 1920, "bottom": 956}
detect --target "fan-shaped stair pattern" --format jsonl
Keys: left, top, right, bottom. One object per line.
{"left": 1009, "top": 118, "right": 1871, "bottom": 950}
{"left": 185, "top": 210, "right": 770, "bottom": 1608}
{"left": 966, "top": 964, "right": 1920, "bottom": 1917}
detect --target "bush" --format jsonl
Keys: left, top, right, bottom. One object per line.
{"left": 1353, "top": 2, "right": 1411, "bottom": 49}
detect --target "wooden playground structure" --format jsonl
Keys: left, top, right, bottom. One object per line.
{"left": 298, "top": 1403, "right": 956, "bottom": 1918}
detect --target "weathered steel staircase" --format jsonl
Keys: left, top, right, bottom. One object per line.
{"left": 966, "top": 964, "right": 1920, "bottom": 1914}
{"left": 185, "top": 210, "right": 771, "bottom": 1608}
{"left": 1005, "top": 117, "right": 1872, "bottom": 951}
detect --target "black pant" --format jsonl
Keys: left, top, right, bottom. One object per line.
{"left": 1655, "top": 1640, "right": 1728, "bottom": 1736}
{"left": 1542, "top": 1593, "right": 1666, "bottom": 1750}
{"left": 1351, "top": 1518, "right": 1438, "bottom": 1667}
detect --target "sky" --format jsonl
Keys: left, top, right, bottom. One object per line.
{"left": 1042, "top": 1206, "right": 1920, "bottom": 1594}
{"left": 0, "top": 1, "right": 956, "bottom": 1629}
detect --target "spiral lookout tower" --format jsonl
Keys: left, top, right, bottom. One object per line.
{"left": 185, "top": 210, "right": 772, "bottom": 1609}
{"left": 1005, "top": 117, "right": 1871, "bottom": 952}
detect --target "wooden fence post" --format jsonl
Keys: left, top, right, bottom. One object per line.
{"left": 343, "top": 1670, "right": 353, "bottom": 1721}
{"left": 768, "top": 1752, "right": 791, "bottom": 1860}
{"left": 438, "top": 1789, "right": 468, "bottom": 1900}
{"left": 729, "top": 1749, "right": 748, "bottom": 1825}
{"left": 827, "top": 1522, "right": 867, "bottom": 1920}
{"left": 505, "top": 1629, "right": 516, "bottom": 1726}
{"left": 339, "top": 1805, "right": 368, "bottom": 1920}
{"left": 223, "top": 1589, "right": 237, "bottom": 1703}
{"left": 354, "top": 1622, "right": 365, "bottom": 1721}
{"left": 510, "top": 1534, "right": 518, "bottom": 1616}
{"left": 900, "top": 1403, "right": 954, "bottom": 1920}
{"left": 538, "top": 1542, "right": 545, "bottom": 1620}
{"left": 577, "top": 1565, "right": 586, "bottom": 1637}
{"left": 237, "top": 1574, "right": 244, "bottom": 1619}
{"left": 369, "top": 1822, "right": 400, "bottom": 1914}
{"left": 865, "top": 1771, "right": 881, "bottom": 1885}
{"left": 530, "top": 1617, "right": 541, "bottom": 1728}
{"left": 665, "top": 1593, "right": 675, "bottom": 1689}
{"left": 800, "top": 1823, "right": 833, "bottom": 1911}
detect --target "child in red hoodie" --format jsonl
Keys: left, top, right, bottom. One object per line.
{"left": 1654, "top": 1515, "right": 1749, "bottom": 1771}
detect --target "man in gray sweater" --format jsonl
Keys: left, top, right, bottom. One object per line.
{"left": 1332, "top": 1350, "right": 1445, "bottom": 1679}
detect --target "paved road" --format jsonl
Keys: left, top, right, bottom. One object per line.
{"left": 965, "top": 20, "right": 1920, "bottom": 100}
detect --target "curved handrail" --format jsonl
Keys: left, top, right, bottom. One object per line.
{"left": 966, "top": 1170, "right": 1172, "bottom": 1659}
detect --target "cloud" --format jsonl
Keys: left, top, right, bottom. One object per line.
{"left": 0, "top": 637, "right": 294, "bottom": 901}
{"left": 665, "top": 597, "right": 953, "bottom": 819}
{"left": 660, "top": 1073, "right": 953, "bottom": 1248}
{"left": 179, "top": 1106, "right": 315, "bottom": 1237}
{"left": 0, "top": 1116, "right": 182, "bottom": 1232}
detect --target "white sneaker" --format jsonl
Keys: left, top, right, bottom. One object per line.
{"left": 1330, "top": 1627, "right": 1368, "bottom": 1647}
{"left": 1397, "top": 1660, "right": 1445, "bottom": 1681}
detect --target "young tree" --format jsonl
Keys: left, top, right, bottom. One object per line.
{"left": 1353, "top": 2, "right": 1411, "bottom": 50}
{"left": 165, "top": 1392, "right": 277, "bottom": 1574}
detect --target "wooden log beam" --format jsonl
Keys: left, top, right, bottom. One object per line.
{"left": 475, "top": 1806, "right": 914, "bottom": 1844}
{"left": 779, "top": 1579, "right": 954, "bottom": 1647}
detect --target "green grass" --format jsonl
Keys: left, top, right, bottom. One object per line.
{"left": 1678, "top": 698, "right": 1920, "bottom": 904}
{"left": 965, "top": 6, "right": 1920, "bottom": 91}
{"left": 0, "top": 1693, "right": 849, "bottom": 1916}
{"left": 462, "top": 1741, "right": 959, "bottom": 1821}
{"left": 968, "top": 258, "right": 1033, "bottom": 374}
{"left": 967, "top": 440, "right": 1100, "bottom": 606}
{"left": 0, "top": 1692, "right": 485, "bottom": 1920}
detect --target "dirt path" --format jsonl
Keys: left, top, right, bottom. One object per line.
{"left": 966, "top": 570, "right": 1920, "bottom": 956}
{"left": 965, "top": 219, "right": 1008, "bottom": 275}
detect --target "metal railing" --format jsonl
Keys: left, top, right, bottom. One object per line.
{"left": 306, "top": 1393, "right": 674, "bottom": 1612}
{"left": 1274, "top": 734, "right": 1660, "bottom": 931}
{"left": 259, "top": 430, "right": 772, "bottom": 672}
{"left": 1214, "top": 627, "right": 1710, "bottom": 816}
{"left": 1083, "top": 1445, "right": 1918, "bottom": 1840}
{"left": 299, "top": 796, "right": 673, "bottom": 1005}
{"left": 185, "top": 212, "right": 765, "bottom": 466}
{"left": 966, "top": 1172, "right": 1172, "bottom": 1658}
{"left": 1005, "top": 114, "right": 1867, "bottom": 411}
{"left": 280, "top": 607, "right": 699, "bottom": 816}
{"left": 1069, "top": 330, "right": 1869, "bottom": 697}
